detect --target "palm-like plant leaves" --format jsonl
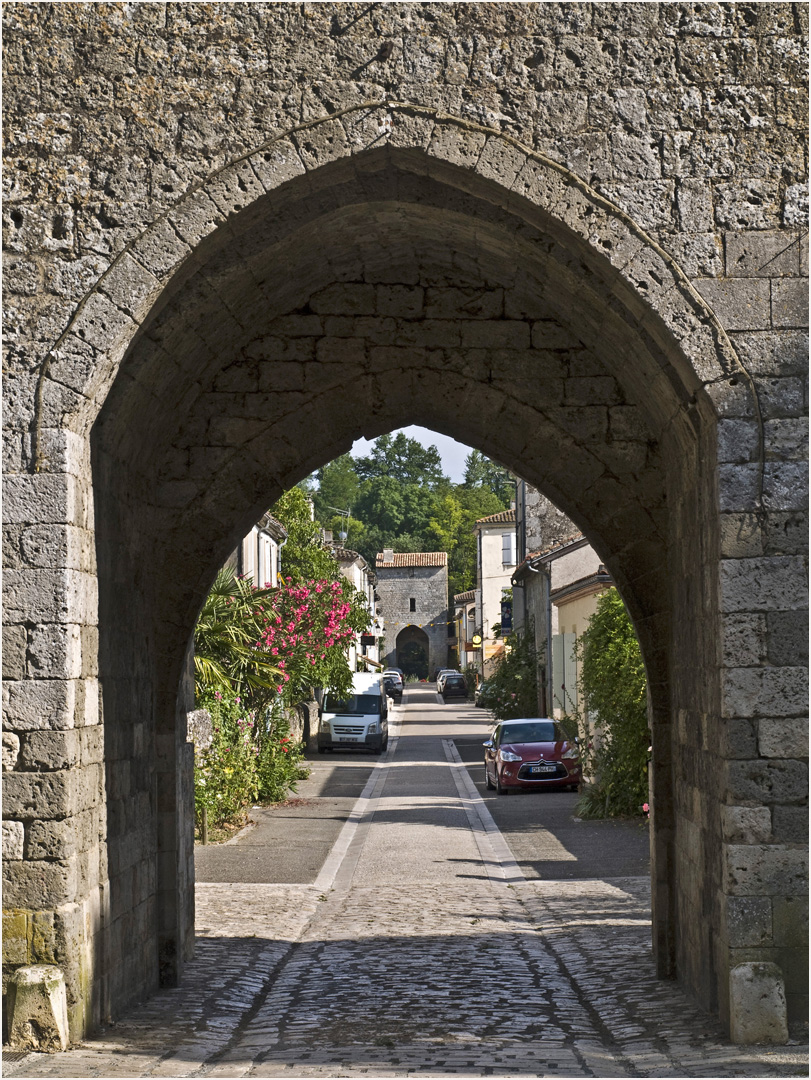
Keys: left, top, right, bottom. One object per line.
{"left": 194, "top": 568, "right": 281, "bottom": 704}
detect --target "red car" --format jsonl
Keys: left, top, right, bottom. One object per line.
{"left": 483, "top": 718, "right": 581, "bottom": 795}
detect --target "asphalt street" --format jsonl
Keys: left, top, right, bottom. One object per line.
{"left": 196, "top": 688, "right": 650, "bottom": 886}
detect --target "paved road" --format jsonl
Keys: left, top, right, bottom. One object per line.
{"left": 7, "top": 688, "right": 807, "bottom": 1078}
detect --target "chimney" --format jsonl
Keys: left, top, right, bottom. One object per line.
{"left": 383, "top": 548, "right": 394, "bottom": 562}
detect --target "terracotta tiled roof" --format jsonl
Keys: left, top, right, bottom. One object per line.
{"left": 333, "top": 547, "right": 362, "bottom": 562}
{"left": 375, "top": 551, "right": 448, "bottom": 567}
{"left": 475, "top": 509, "right": 516, "bottom": 525}
{"left": 453, "top": 589, "right": 476, "bottom": 602}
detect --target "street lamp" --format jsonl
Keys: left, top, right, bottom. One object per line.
{"left": 326, "top": 505, "right": 350, "bottom": 543}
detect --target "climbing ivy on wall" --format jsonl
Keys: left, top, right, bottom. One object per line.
{"left": 574, "top": 588, "right": 649, "bottom": 818}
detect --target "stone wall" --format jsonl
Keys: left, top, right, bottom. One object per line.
{"left": 2, "top": 1, "right": 807, "bottom": 1042}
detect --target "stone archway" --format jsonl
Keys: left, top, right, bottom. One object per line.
{"left": 4, "top": 79, "right": 806, "bottom": 1045}
{"left": 83, "top": 130, "right": 742, "bottom": 1031}
{"left": 396, "top": 627, "right": 431, "bottom": 681}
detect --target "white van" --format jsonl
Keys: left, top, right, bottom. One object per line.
{"left": 317, "top": 672, "right": 390, "bottom": 755}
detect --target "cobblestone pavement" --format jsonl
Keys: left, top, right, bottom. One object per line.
{"left": 6, "top": 691, "right": 807, "bottom": 1079}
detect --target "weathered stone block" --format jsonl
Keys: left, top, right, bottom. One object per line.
{"left": 310, "top": 283, "right": 375, "bottom": 316}
{"left": 772, "top": 895, "right": 808, "bottom": 948}
{"left": 27, "top": 819, "right": 79, "bottom": 861}
{"left": 3, "top": 474, "right": 77, "bottom": 526}
{"left": 3, "top": 820, "right": 25, "bottom": 860}
{"left": 725, "top": 896, "right": 773, "bottom": 948}
{"left": 3, "top": 622, "right": 27, "bottom": 679}
{"left": 718, "top": 718, "right": 759, "bottom": 759}
{"left": 6, "top": 965, "right": 70, "bottom": 1052}
{"left": 764, "top": 417, "right": 809, "bottom": 461}
{"left": 726, "top": 231, "right": 801, "bottom": 278}
{"left": 4, "top": 568, "right": 98, "bottom": 624}
{"left": 27, "top": 624, "right": 82, "bottom": 679}
{"left": 476, "top": 136, "right": 527, "bottom": 189}
{"left": 427, "top": 125, "right": 486, "bottom": 170}
{"left": 676, "top": 179, "right": 714, "bottom": 232}
{"left": 249, "top": 139, "right": 306, "bottom": 192}
{"left": 720, "top": 556, "right": 807, "bottom": 613}
{"left": 2, "top": 679, "right": 76, "bottom": 732}
{"left": 758, "top": 718, "right": 808, "bottom": 759}
{"left": 721, "top": 614, "right": 766, "bottom": 666}
{"left": 3, "top": 731, "right": 21, "bottom": 771}
{"left": 772, "top": 278, "right": 809, "bottom": 329}
{"left": 19, "top": 730, "right": 80, "bottom": 771}
{"left": 292, "top": 118, "right": 351, "bottom": 170}
{"left": 724, "top": 758, "right": 808, "bottom": 803}
{"left": 764, "top": 459, "right": 808, "bottom": 511}
{"left": 376, "top": 285, "right": 424, "bottom": 319}
{"left": 720, "top": 513, "right": 764, "bottom": 557}
{"left": 2, "top": 858, "right": 78, "bottom": 909}
{"left": 99, "top": 251, "right": 162, "bottom": 321}
{"left": 772, "top": 805, "right": 809, "bottom": 844}
{"left": 724, "top": 844, "right": 808, "bottom": 897}
{"left": 729, "top": 962, "right": 788, "bottom": 1045}
{"left": 695, "top": 277, "right": 771, "bottom": 331}
{"left": 721, "top": 805, "right": 771, "bottom": 844}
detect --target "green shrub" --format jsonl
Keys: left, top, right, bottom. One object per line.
{"left": 574, "top": 588, "right": 649, "bottom": 818}
{"left": 256, "top": 707, "right": 308, "bottom": 803}
{"left": 194, "top": 691, "right": 260, "bottom": 828}
{"left": 483, "top": 630, "right": 539, "bottom": 721}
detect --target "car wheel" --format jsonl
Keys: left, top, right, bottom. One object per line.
{"left": 484, "top": 763, "right": 495, "bottom": 790}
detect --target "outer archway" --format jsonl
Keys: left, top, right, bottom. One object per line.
{"left": 85, "top": 131, "right": 739, "bottom": 1032}
{"left": 3, "top": 86, "right": 806, "bottom": 1047}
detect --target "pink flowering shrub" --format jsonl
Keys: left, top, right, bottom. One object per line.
{"left": 257, "top": 577, "right": 369, "bottom": 707}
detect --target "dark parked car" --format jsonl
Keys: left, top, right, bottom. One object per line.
{"left": 441, "top": 674, "right": 468, "bottom": 701}
{"left": 483, "top": 718, "right": 581, "bottom": 794}
{"left": 383, "top": 676, "right": 402, "bottom": 703}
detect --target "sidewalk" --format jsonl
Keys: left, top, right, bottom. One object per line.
{"left": 5, "top": 690, "right": 807, "bottom": 1078}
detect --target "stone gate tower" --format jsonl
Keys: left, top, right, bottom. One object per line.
{"left": 375, "top": 552, "right": 450, "bottom": 678}
{"left": 2, "top": 0, "right": 807, "bottom": 1046}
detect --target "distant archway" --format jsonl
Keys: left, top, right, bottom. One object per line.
{"left": 396, "top": 626, "right": 431, "bottom": 681}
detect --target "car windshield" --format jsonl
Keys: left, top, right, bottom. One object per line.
{"left": 501, "top": 721, "right": 558, "bottom": 743}
{"left": 324, "top": 694, "right": 382, "bottom": 715}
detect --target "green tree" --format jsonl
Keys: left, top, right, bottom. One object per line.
{"left": 354, "top": 432, "right": 448, "bottom": 488}
{"left": 575, "top": 588, "right": 649, "bottom": 818}
{"left": 313, "top": 454, "right": 360, "bottom": 519}
{"left": 271, "top": 487, "right": 338, "bottom": 583}
{"left": 463, "top": 449, "right": 515, "bottom": 503}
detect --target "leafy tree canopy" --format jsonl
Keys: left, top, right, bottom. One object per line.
{"left": 354, "top": 432, "right": 447, "bottom": 488}
{"left": 462, "top": 449, "right": 515, "bottom": 504}
{"left": 304, "top": 433, "right": 514, "bottom": 596}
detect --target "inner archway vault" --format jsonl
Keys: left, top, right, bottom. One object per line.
{"left": 86, "top": 125, "right": 735, "bottom": 1032}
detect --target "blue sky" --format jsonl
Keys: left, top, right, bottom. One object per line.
{"left": 350, "top": 426, "right": 474, "bottom": 483}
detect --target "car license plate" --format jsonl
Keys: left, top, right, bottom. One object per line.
{"left": 530, "top": 765, "right": 557, "bottom": 774}
{"left": 338, "top": 736, "right": 359, "bottom": 742}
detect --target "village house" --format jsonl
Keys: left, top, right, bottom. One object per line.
{"left": 472, "top": 509, "right": 517, "bottom": 678}
{"left": 333, "top": 547, "right": 383, "bottom": 671}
